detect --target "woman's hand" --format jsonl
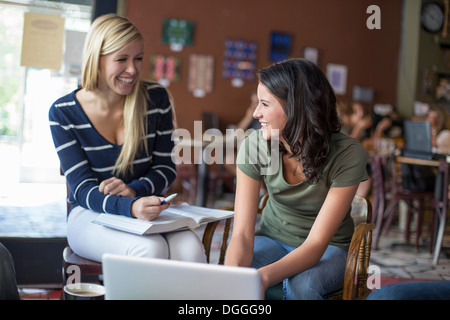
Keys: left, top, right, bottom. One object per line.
{"left": 99, "top": 177, "right": 136, "bottom": 198}
{"left": 131, "top": 196, "right": 168, "bottom": 221}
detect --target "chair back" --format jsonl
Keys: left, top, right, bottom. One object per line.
{"left": 343, "top": 195, "right": 374, "bottom": 300}
{"left": 350, "top": 194, "right": 372, "bottom": 225}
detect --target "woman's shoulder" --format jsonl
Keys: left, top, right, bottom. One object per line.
{"left": 49, "top": 89, "right": 81, "bottom": 120}
{"left": 330, "top": 131, "right": 368, "bottom": 160}
{"left": 142, "top": 81, "right": 172, "bottom": 112}
{"left": 332, "top": 131, "right": 365, "bottom": 149}
{"left": 51, "top": 89, "right": 78, "bottom": 107}
{"left": 143, "top": 81, "right": 169, "bottom": 100}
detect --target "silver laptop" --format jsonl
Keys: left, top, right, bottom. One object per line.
{"left": 102, "top": 253, "right": 261, "bottom": 300}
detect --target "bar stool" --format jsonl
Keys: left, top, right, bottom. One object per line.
{"left": 431, "top": 160, "right": 449, "bottom": 264}
{"left": 371, "top": 155, "right": 434, "bottom": 250}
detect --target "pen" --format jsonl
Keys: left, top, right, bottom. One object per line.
{"left": 160, "top": 193, "right": 177, "bottom": 205}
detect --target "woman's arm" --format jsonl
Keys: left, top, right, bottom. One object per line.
{"left": 258, "top": 184, "right": 358, "bottom": 291}
{"left": 224, "top": 168, "right": 261, "bottom": 267}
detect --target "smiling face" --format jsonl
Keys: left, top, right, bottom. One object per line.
{"left": 254, "top": 82, "right": 287, "bottom": 142}
{"left": 98, "top": 39, "right": 144, "bottom": 96}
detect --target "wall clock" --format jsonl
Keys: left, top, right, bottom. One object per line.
{"left": 421, "top": 2, "right": 445, "bottom": 33}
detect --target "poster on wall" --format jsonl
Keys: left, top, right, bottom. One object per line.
{"left": 20, "top": 12, "right": 65, "bottom": 70}
{"left": 303, "top": 47, "right": 319, "bottom": 65}
{"left": 326, "top": 64, "right": 348, "bottom": 95}
{"left": 188, "top": 54, "right": 214, "bottom": 98}
{"left": 149, "top": 54, "right": 181, "bottom": 87}
{"left": 222, "top": 39, "right": 257, "bottom": 87}
{"left": 162, "top": 18, "right": 195, "bottom": 52}
{"left": 269, "top": 32, "right": 291, "bottom": 62}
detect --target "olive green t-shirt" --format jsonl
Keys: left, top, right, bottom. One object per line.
{"left": 236, "top": 130, "right": 368, "bottom": 251}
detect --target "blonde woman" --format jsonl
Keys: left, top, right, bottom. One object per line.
{"left": 49, "top": 14, "right": 206, "bottom": 263}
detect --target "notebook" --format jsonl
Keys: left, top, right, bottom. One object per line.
{"left": 102, "top": 253, "right": 261, "bottom": 300}
{"left": 402, "top": 120, "right": 446, "bottom": 160}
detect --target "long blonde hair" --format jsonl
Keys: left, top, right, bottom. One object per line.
{"left": 81, "top": 14, "right": 148, "bottom": 177}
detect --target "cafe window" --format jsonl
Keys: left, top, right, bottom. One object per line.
{"left": 0, "top": 0, "right": 92, "bottom": 186}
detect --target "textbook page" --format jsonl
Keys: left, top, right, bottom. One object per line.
{"left": 92, "top": 203, "right": 233, "bottom": 235}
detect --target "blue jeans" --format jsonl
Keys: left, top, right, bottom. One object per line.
{"left": 367, "top": 281, "right": 450, "bottom": 300}
{"left": 251, "top": 235, "right": 348, "bottom": 300}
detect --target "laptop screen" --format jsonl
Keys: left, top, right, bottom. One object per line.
{"left": 403, "top": 120, "right": 432, "bottom": 154}
{"left": 102, "top": 254, "right": 262, "bottom": 300}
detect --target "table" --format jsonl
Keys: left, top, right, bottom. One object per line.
{"left": 173, "top": 132, "right": 242, "bottom": 207}
{"left": 396, "top": 156, "right": 440, "bottom": 167}
{"left": 396, "top": 156, "right": 449, "bottom": 264}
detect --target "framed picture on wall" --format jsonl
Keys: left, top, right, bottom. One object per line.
{"left": 326, "top": 63, "right": 348, "bottom": 95}
{"left": 188, "top": 54, "right": 214, "bottom": 98}
{"left": 303, "top": 47, "right": 319, "bottom": 65}
{"left": 222, "top": 38, "right": 257, "bottom": 87}
{"left": 161, "top": 18, "right": 195, "bottom": 52}
{"left": 269, "top": 32, "right": 291, "bottom": 62}
{"left": 149, "top": 54, "right": 181, "bottom": 87}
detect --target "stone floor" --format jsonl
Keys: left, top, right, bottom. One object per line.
{"left": 371, "top": 226, "right": 450, "bottom": 281}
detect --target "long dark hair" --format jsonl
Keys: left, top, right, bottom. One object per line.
{"left": 258, "top": 58, "right": 341, "bottom": 183}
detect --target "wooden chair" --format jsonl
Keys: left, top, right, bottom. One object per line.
{"left": 214, "top": 194, "right": 374, "bottom": 300}
{"left": 371, "top": 155, "right": 435, "bottom": 250}
{"left": 203, "top": 194, "right": 268, "bottom": 265}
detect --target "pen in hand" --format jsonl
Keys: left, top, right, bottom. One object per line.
{"left": 160, "top": 193, "right": 177, "bottom": 205}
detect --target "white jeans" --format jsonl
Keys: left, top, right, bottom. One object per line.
{"left": 67, "top": 206, "right": 207, "bottom": 263}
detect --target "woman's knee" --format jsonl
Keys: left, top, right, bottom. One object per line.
{"left": 163, "top": 230, "right": 206, "bottom": 262}
{"left": 126, "top": 234, "right": 169, "bottom": 259}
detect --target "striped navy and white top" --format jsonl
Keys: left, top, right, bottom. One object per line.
{"left": 49, "top": 82, "right": 176, "bottom": 217}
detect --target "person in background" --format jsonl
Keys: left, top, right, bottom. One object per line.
{"left": 225, "top": 93, "right": 262, "bottom": 176}
{"left": 236, "top": 93, "right": 261, "bottom": 131}
{"left": 349, "top": 101, "right": 373, "bottom": 143}
{"left": 0, "top": 242, "right": 19, "bottom": 300}
{"left": 336, "top": 101, "right": 373, "bottom": 197}
{"left": 49, "top": 14, "right": 206, "bottom": 263}
{"left": 336, "top": 101, "right": 353, "bottom": 135}
{"left": 225, "top": 59, "right": 368, "bottom": 299}
{"left": 428, "top": 105, "right": 450, "bottom": 154}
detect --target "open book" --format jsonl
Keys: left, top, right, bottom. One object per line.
{"left": 92, "top": 203, "right": 234, "bottom": 235}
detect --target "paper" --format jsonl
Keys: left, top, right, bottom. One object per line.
{"left": 92, "top": 203, "right": 234, "bottom": 235}
{"left": 20, "top": 12, "right": 65, "bottom": 70}
{"left": 64, "top": 30, "right": 86, "bottom": 76}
